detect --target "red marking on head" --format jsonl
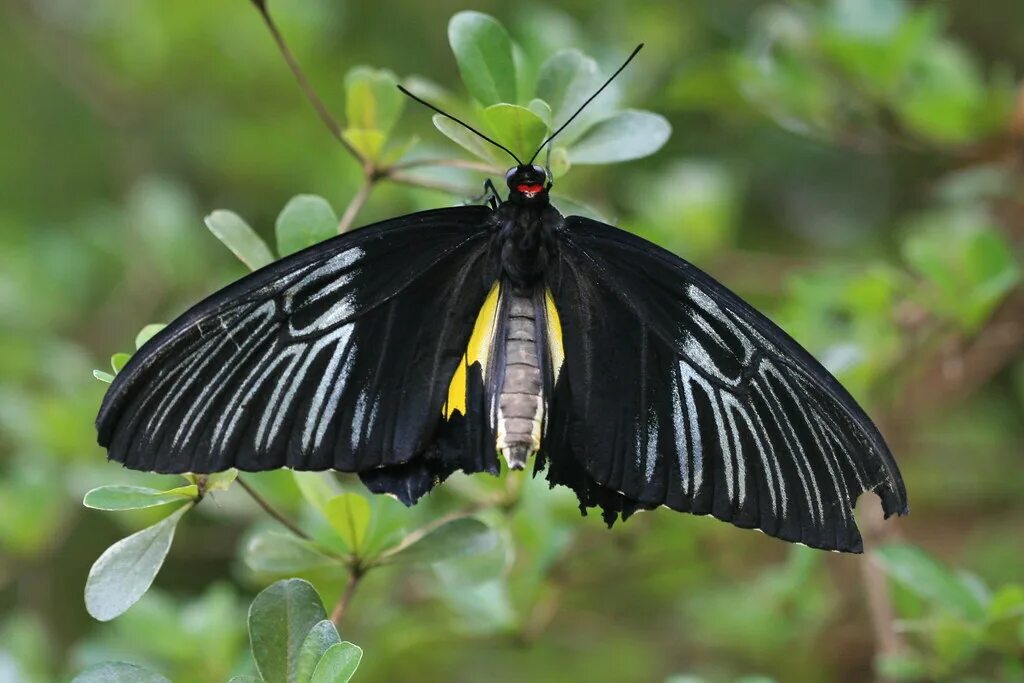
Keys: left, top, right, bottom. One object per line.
{"left": 516, "top": 183, "right": 544, "bottom": 197}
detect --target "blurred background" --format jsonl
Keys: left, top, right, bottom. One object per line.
{"left": 1, "top": 0, "right": 1022, "bottom": 682}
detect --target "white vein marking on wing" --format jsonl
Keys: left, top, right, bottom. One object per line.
{"left": 251, "top": 347, "right": 305, "bottom": 452}
{"left": 260, "top": 324, "right": 354, "bottom": 450}
{"left": 680, "top": 360, "right": 733, "bottom": 501}
{"left": 765, "top": 364, "right": 828, "bottom": 523}
{"left": 686, "top": 284, "right": 755, "bottom": 360}
{"left": 212, "top": 333, "right": 285, "bottom": 452}
{"left": 755, "top": 365, "right": 823, "bottom": 526}
{"left": 643, "top": 407, "right": 659, "bottom": 483}
{"left": 680, "top": 363, "right": 703, "bottom": 496}
{"left": 301, "top": 323, "right": 355, "bottom": 451}
{"left": 172, "top": 308, "right": 280, "bottom": 449}
{"left": 151, "top": 302, "right": 274, "bottom": 439}
{"left": 313, "top": 344, "right": 356, "bottom": 452}
{"left": 350, "top": 390, "right": 369, "bottom": 452}
{"left": 721, "top": 394, "right": 750, "bottom": 508}
{"left": 669, "top": 365, "right": 689, "bottom": 495}
{"left": 745, "top": 389, "right": 788, "bottom": 516}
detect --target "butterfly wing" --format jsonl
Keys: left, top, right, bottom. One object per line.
{"left": 97, "top": 206, "right": 499, "bottom": 488}
{"left": 544, "top": 216, "right": 908, "bottom": 552}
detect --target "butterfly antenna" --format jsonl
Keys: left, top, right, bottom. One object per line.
{"left": 528, "top": 43, "right": 644, "bottom": 165}
{"left": 397, "top": 85, "right": 522, "bottom": 165}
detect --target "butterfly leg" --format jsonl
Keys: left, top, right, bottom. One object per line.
{"left": 468, "top": 178, "right": 501, "bottom": 209}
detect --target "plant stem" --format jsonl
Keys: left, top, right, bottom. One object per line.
{"left": 388, "top": 171, "right": 476, "bottom": 196}
{"left": 330, "top": 568, "right": 364, "bottom": 626}
{"left": 250, "top": 0, "right": 363, "bottom": 163}
{"left": 337, "top": 176, "right": 374, "bottom": 233}
{"left": 390, "top": 157, "right": 503, "bottom": 175}
{"left": 236, "top": 475, "right": 311, "bottom": 540}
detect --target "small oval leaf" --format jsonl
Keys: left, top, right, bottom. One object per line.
{"left": 344, "top": 66, "right": 404, "bottom": 141}
{"left": 567, "top": 109, "right": 671, "bottom": 164}
{"left": 85, "top": 504, "right": 191, "bottom": 621}
{"left": 324, "top": 493, "right": 371, "bottom": 554}
{"left": 433, "top": 114, "right": 502, "bottom": 163}
{"left": 293, "top": 471, "right": 343, "bottom": 514}
{"left": 204, "top": 210, "right": 275, "bottom": 271}
{"left": 248, "top": 578, "right": 328, "bottom": 683}
{"left": 245, "top": 531, "right": 337, "bottom": 574}
{"left": 111, "top": 353, "right": 131, "bottom": 374}
{"left": 448, "top": 11, "right": 518, "bottom": 106}
{"left": 384, "top": 517, "right": 498, "bottom": 565}
{"left": 134, "top": 324, "right": 166, "bottom": 350}
{"left": 276, "top": 195, "right": 339, "bottom": 257}
{"left": 93, "top": 369, "right": 115, "bottom": 384}
{"left": 295, "top": 619, "right": 343, "bottom": 683}
{"left": 72, "top": 661, "right": 171, "bottom": 683}
{"left": 310, "top": 641, "right": 363, "bottom": 683}
{"left": 83, "top": 485, "right": 197, "bottom": 511}
{"left": 484, "top": 104, "right": 548, "bottom": 163}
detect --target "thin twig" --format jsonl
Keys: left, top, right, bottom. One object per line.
{"left": 249, "top": 0, "right": 363, "bottom": 162}
{"left": 330, "top": 568, "right": 364, "bottom": 626}
{"left": 388, "top": 171, "right": 477, "bottom": 196}
{"left": 337, "top": 177, "right": 374, "bottom": 233}
{"left": 236, "top": 475, "right": 311, "bottom": 540}
{"left": 390, "top": 157, "right": 504, "bottom": 174}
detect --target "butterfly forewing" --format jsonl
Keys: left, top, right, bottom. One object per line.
{"left": 97, "top": 206, "right": 498, "bottom": 476}
{"left": 545, "top": 216, "right": 908, "bottom": 552}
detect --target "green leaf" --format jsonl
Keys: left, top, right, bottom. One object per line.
{"left": 343, "top": 66, "right": 403, "bottom": 161}
{"left": 448, "top": 11, "right": 517, "bottom": 106}
{"left": 536, "top": 49, "right": 605, "bottom": 131}
{"left": 72, "top": 661, "right": 171, "bottom": 683}
{"left": 324, "top": 493, "right": 371, "bottom": 554}
{"left": 275, "top": 195, "right": 338, "bottom": 257}
{"left": 134, "top": 324, "right": 165, "bottom": 350}
{"left": 204, "top": 468, "right": 239, "bottom": 493}
{"left": 342, "top": 129, "right": 387, "bottom": 162}
{"left": 433, "top": 114, "right": 501, "bottom": 163}
{"left": 227, "top": 678, "right": 263, "bottom": 683}
{"left": 310, "top": 642, "right": 363, "bottom": 683}
{"left": 248, "top": 578, "right": 328, "bottom": 683}
{"left": 111, "top": 352, "right": 131, "bottom": 374}
{"left": 484, "top": 104, "right": 548, "bottom": 162}
{"left": 85, "top": 504, "right": 191, "bottom": 621}
{"left": 295, "top": 620, "right": 342, "bottom": 683}
{"left": 204, "top": 210, "right": 275, "bottom": 271}
{"left": 83, "top": 485, "right": 197, "bottom": 511}
{"left": 875, "top": 544, "right": 987, "bottom": 620}
{"left": 293, "top": 472, "right": 343, "bottom": 515}
{"left": 93, "top": 369, "right": 115, "bottom": 384}
{"left": 245, "top": 531, "right": 337, "bottom": 574}
{"left": 383, "top": 517, "right": 498, "bottom": 565}
{"left": 568, "top": 109, "right": 671, "bottom": 164}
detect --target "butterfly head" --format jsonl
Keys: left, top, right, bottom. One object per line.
{"left": 506, "top": 164, "right": 551, "bottom": 203}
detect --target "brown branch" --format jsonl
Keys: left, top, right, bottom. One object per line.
{"left": 330, "top": 568, "right": 364, "bottom": 626}
{"left": 236, "top": 475, "right": 311, "bottom": 540}
{"left": 337, "top": 177, "right": 374, "bottom": 233}
{"left": 249, "top": 0, "right": 363, "bottom": 163}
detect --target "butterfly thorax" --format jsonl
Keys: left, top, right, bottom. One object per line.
{"left": 493, "top": 201, "right": 562, "bottom": 288}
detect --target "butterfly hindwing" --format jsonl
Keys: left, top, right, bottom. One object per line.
{"left": 97, "top": 206, "right": 498, "bottom": 479}
{"left": 546, "top": 216, "right": 909, "bottom": 552}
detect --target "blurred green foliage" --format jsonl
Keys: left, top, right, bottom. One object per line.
{"left": 1, "top": 1, "right": 1022, "bottom": 682}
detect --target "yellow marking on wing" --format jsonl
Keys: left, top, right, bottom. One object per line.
{"left": 545, "top": 289, "right": 565, "bottom": 381}
{"left": 444, "top": 282, "right": 501, "bottom": 418}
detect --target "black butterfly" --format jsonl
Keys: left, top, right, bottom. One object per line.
{"left": 97, "top": 46, "right": 907, "bottom": 553}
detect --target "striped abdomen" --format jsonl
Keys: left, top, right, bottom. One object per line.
{"left": 496, "top": 291, "right": 544, "bottom": 469}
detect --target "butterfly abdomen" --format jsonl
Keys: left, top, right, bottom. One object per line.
{"left": 496, "top": 290, "right": 544, "bottom": 469}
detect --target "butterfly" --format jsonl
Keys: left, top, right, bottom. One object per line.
{"left": 96, "top": 45, "right": 907, "bottom": 553}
